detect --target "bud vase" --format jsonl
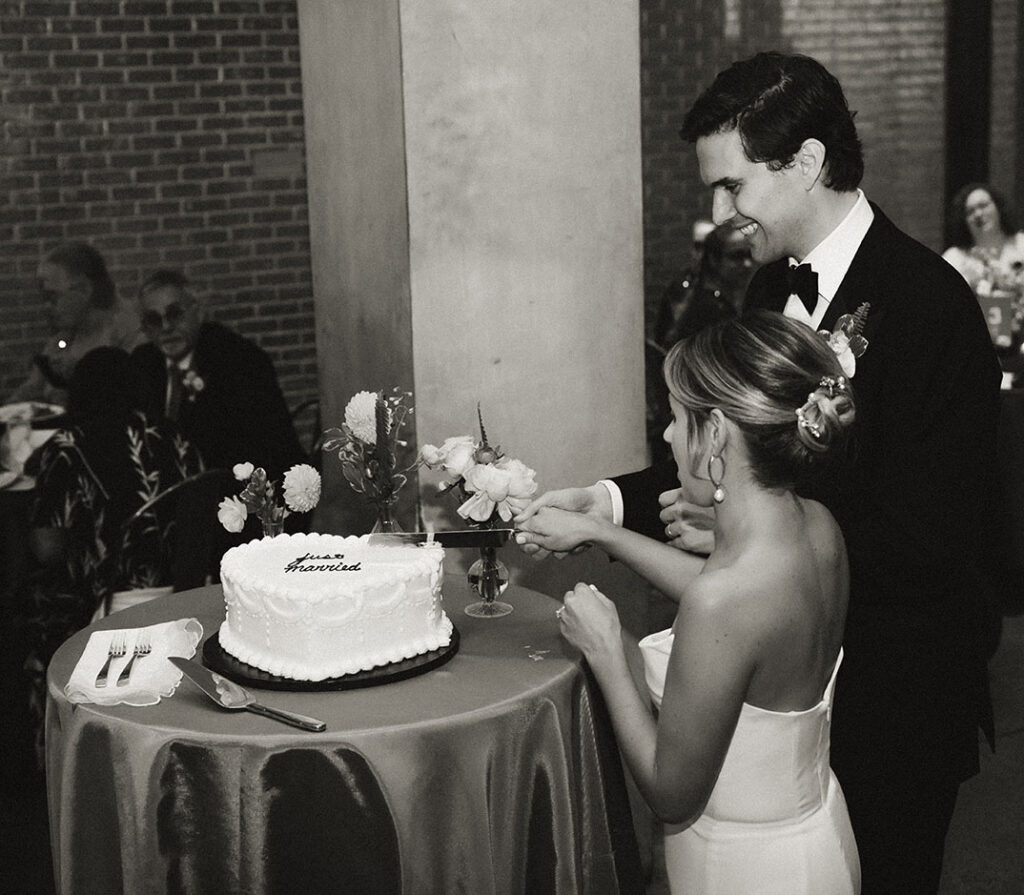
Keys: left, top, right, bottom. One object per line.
{"left": 261, "top": 518, "right": 285, "bottom": 538}
{"left": 465, "top": 545, "right": 513, "bottom": 617}
{"left": 370, "top": 499, "right": 403, "bottom": 534}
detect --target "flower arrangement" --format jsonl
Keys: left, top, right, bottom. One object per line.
{"left": 420, "top": 405, "right": 538, "bottom": 526}
{"left": 322, "top": 388, "right": 416, "bottom": 526}
{"left": 218, "top": 461, "right": 321, "bottom": 536}
{"left": 820, "top": 301, "right": 870, "bottom": 378}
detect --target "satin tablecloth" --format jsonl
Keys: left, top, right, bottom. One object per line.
{"left": 45, "top": 576, "right": 642, "bottom": 895}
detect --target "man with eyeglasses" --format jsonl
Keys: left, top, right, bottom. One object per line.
{"left": 131, "top": 269, "right": 305, "bottom": 500}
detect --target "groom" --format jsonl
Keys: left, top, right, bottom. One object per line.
{"left": 516, "top": 52, "right": 1001, "bottom": 894}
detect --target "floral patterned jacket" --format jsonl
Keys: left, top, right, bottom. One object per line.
{"left": 26, "top": 411, "right": 202, "bottom": 647}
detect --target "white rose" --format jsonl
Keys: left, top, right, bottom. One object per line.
{"left": 420, "top": 443, "right": 443, "bottom": 466}
{"left": 462, "top": 462, "right": 510, "bottom": 499}
{"left": 344, "top": 390, "right": 380, "bottom": 444}
{"left": 495, "top": 456, "right": 537, "bottom": 501}
{"left": 440, "top": 436, "right": 478, "bottom": 478}
{"left": 233, "top": 462, "right": 255, "bottom": 482}
{"left": 282, "top": 464, "right": 322, "bottom": 513}
{"left": 421, "top": 435, "right": 477, "bottom": 476}
{"left": 458, "top": 489, "right": 498, "bottom": 523}
{"left": 217, "top": 495, "right": 249, "bottom": 532}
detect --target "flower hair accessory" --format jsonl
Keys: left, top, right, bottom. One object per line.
{"left": 795, "top": 376, "right": 851, "bottom": 441}
{"left": 819, "top": 302, "right": 870, "bottom": 377}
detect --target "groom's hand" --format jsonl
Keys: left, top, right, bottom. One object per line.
{"left": 513, "top": 484, "right": 612, "bottom": 559}
{"left": 658, "top": 488, "right": 715, "bottom": 555}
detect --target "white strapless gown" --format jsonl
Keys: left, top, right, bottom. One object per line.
{"left": 639, "top": 631, "right": 860, "bottom": 894}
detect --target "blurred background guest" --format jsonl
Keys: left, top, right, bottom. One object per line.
{"left": 943, "top": 184, "right": 1024, "bottom": 352}
{"left": 19, "top": 346, "right": 203, "bottom": 762}
{"left": 653, "top": 221, "right": 756, "bottom": 350}
{"left": 5, "top": 243, "right": 142, "bottom": 407}
{"left": 943, "top": 182, "right": 1024, "bottom": 287}
{"left": 646, "top": 223, "right": 757, "bottom": 464}
{"left": 130, "top": 269, "right": 305, "bottom": 483}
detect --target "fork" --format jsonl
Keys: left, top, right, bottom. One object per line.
{"left": 95, "top": 635, "right": 127, "bottom": 688}
{"left": 117, "top": 636, "right": 152, "bottom": 687}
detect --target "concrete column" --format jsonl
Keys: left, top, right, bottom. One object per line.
{"left": 299, "top": 0, "right": 649, "bottom": 612}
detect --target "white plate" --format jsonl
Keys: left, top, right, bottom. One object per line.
{"left": 0, "top": 402, "right": 65, "bottom": 424}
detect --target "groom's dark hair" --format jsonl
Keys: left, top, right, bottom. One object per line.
{"left": 680, "top": 52, "right": 864, "bottom": 192}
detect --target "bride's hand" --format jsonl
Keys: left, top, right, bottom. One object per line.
{"left": 557, "top": 582, "right": 621, "bottom": 661}
{"left": 515, "top": 506, "right": 600, "bottom": 555}
{"left": 514, "top": 485, "right": 611, "bottom": 559}
{"left": 659, "top": 488, "right": 716, "bottom": 555}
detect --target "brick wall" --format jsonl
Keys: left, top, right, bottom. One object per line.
{"left": 990, "top": 0, "right": 1020, "bottom": 207}
{"left": 1, "top": 3, "right": 1015, "bottom": 405}
{"left": 639, "top": 0, "right": 953, "bottom": 327}
{"left": 0, "top": 0, "right": 318, "bottom": 437}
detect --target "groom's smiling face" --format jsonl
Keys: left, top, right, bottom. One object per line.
{"left": 696, "top": 128, "right": 809, "bottom": 265}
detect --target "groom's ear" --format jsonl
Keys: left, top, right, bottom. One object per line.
{"left": 796, "top": 138, "right": 826, "bottom": 189}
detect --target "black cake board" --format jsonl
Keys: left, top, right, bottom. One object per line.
{"left": 202, "top": 624, "right": 460, "bottom": 692}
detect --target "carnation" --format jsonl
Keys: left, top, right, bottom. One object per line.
{"left": 283, "top": 464, "right": 322, "bottom": 513}
{"left": 345, "top": 390, "right": 380, "bottom": 444}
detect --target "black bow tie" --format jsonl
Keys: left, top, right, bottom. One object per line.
{"left": 787, "top": 263, "right": 819, "bottom": 315}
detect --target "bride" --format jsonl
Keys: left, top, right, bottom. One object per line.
{"left": 516, "top": 311, "right": 860, "bottom": 894}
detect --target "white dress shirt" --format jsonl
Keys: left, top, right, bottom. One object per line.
{"left": 782, "top": 189, "right": 875, "bottom": 329}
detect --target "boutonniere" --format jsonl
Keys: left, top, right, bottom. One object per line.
{"left": 819, "top": 302, "right": 870, "bottom": 377}
{"left": 182, "top": 369, "right": 205, "bottom": 401}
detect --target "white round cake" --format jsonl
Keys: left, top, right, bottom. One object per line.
{"left": 218, "top": 532, "right": 451, "bottom": 681}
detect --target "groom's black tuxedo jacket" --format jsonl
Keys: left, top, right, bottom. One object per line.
{"left": 616, "top": 203, "right": 1001, "bottom": 785}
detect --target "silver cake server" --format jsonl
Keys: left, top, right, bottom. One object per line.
{"left": 169, "top": 656, "right": 326, "bottom": 732}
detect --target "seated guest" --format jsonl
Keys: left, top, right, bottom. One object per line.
{"left": 5, "top": 243, "right": 142, "bottom": 407}
{"left": 942, "top": 182, "right": 1024, "bottom": 292}
{"left": 130, "top": 270, "right": 305, "bottom": 484}
{"left": 943, "top": 183, "right": 1024, "bottom": 352}
{"left": 21, "top": 346, "right": 203, "bottom": 761}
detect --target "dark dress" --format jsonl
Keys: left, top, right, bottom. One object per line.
{"left": 20, "top": 411, "right": 203, "bottom": 756}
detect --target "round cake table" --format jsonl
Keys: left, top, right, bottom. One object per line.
{"left": 45, "top": 575, "right": 642, "bottom": 895}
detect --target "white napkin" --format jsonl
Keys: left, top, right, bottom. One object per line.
{"left": 65, "top": 618, "right": 204, "bottom": 707}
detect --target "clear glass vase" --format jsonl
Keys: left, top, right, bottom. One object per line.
{"left": 370, "top": 499, "right": 403, "bottom": 534}
{"left": 465, "top": 545, "right": 512, "bottom": 617}
{"left": 261, "top": 517, "right": 285, "bottom": 538}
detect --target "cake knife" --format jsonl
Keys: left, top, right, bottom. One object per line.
{"left": 367, "top": 528, "right": 517, "bottom": 548}
{"left": 169, "top": 657, "right": 326, "bottom": 732}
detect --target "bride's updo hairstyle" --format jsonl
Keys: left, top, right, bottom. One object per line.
{"left": 665, "top": 309, "right": 856, "bottom": 490}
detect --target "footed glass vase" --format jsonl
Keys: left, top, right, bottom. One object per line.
{"left": 370, "top": 499, "right": 403, "bottom": 534}
{"left": 465, "top": 545, "right": 512, "bottom": 617}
